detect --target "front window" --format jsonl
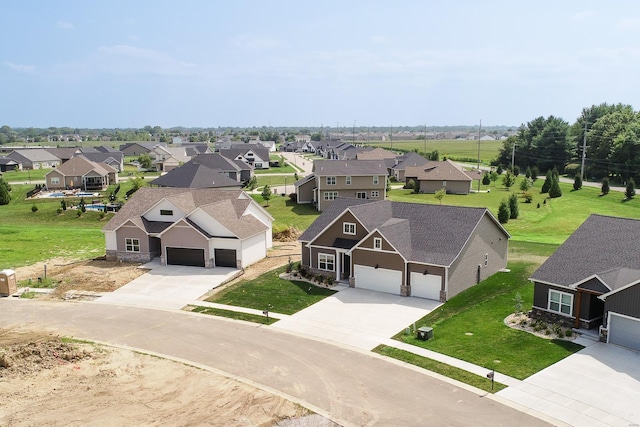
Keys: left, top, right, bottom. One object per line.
{"left": 125, "top": 238, "right": 140, "bottom": 253}
{"left": 50, "top": 177, "right": 60, "bottom": 185}
{"left": 443, "top": 180, "right": 447, "bottom": 187}
{"left": 324, "top": 191, "right": 338, "bottom": 200}
{"left": 254, "top": 162, "right": 262, "bottom": 168}
{"left": 373, "top": 176, "right": 379, "bottom": 185}
{"left": 371, "top": 191, "right": 379, "bottom": 198}
{"left": 343, "top": 222, "right": 356, "bottom": 235}
{"left": 484, "top": 253, "right": 488, "bottom": 267}
{"left": 356, "top": 192, "right": 366, "bottom": 199}
{"left": 346, "top": 176, "right": 352, "bottom": 185}
{"left": 326, "top": 176, "right": 336, "bottom": 185}
{"left": 549, "top": 290, "right": 573, "bottom": 316}
{"left": 318, "top": 253, "right": 335, "bottom": 271}
{"left": 160, "top": 209, "right": 173, "bottom": 216}
{"left": 374, "top": 237, "right": 382, "bottom": 250}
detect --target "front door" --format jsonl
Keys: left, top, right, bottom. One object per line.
{"left": 342, "top": 254, "right": 351, "bottom": 279}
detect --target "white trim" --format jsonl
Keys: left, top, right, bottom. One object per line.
{"left": 343, "top": 222, "right": 356, "bottom": 235}
{"left": 371, "top": 190, "right": 379, "bottom": 198}
{"left": 125, "top": 237, "right": 140, "bottom": 252}
{"left": 318, "top": 253, "right": 335, "bottom": 271}
{"left": 345, "top": 176, "right": 351, "bottom": 185}
{"left": 323, "top": 191, "right": 339, "bottom": 200}
{"left": 356, "top": 191, "right": 367, "bottom": 199}
{"left": 548, "top": 289, "right": 573, "bottom": 317}
{"left": 373, "top": 237, "right": 382, "bottom": 250}
{"left": 326, "top": 176, "right": 336, "bottom": 185}
{"left": 373, "top": 176, "right": 379, "bottom": 185}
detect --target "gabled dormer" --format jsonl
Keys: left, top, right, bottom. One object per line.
{"left": 142, "top": 199, "right": 186, "bottom": 222}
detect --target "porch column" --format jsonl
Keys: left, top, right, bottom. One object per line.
{"left": 574, "top": 290, "right": 582, "bottom": 328}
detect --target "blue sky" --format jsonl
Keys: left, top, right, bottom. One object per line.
{"left": 2, "top": 1, "right": 640, "bottom": 128}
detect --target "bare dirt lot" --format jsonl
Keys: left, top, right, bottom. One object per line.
{"left": 2, "top": 241, "right": 320, "bottom": 426}
{"left": 0, "top": 329, "right": 313, "bottom": 427}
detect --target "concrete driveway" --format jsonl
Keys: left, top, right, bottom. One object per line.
{"left": 271, "top": 286, "right": 442, "bottom": 350}
{"left": 498, "top": 341, "right": 640, "bottom": 426}
{"left": 94, "top": 261, "right": 239, "bottom": 310}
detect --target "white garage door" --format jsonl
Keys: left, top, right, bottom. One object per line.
{"left": 608, "top": 312, "right": 640, "bottom": 351}
{"left": 354, "top": 265, "right": 402, "bottom": 295}
{"left": 411, "top": 272, "right": 442, "bottom": 300}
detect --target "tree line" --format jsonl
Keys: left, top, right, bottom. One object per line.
{"left": 493, "top": 103, "right": 640, "bottom": 184}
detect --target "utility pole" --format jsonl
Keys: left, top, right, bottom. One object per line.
{"left": 477, "top": 120, "right": 481, "bottom": 192}
{"left": 352, "top": 120, "right": 356, "bottom": 144}
{"left": 390, "top": 125, "right": 393, "bottom": 150}
{"left": 511, "top": 140, "right": 516, "bottom": 171}
{"left": 581, "top": 122, "right": 589, "bottom": 182}
{"left": 424, "top": 124, "right": 427, "bottom": 154}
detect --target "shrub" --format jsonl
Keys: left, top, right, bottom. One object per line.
{"left": 56, "top": 208, "right": 63, "bottom": 214}
{"left": 564, "top": 163, "right": 581, "bottom": 177}
{"left": 497, "top": 200, "right": 510, "bottom": 224}
{"left": 601, "top": 177, "right": 610, "bottom": 195}
{"left": 513, "top": 292, "right": 523, "bottom": 313}
{"left": 77, "top": 210, "right": 82, "bottom": 217}
{"left": 523, "top": 192, "right": 533, "bottom": 203}
{"left": 573, "top": 175, "right": 582, "bottom": 191}
{"left": 625, "top": 178, "right": 635, "bottom": 200}
{"left": 549, "top": 177, "right": 562, "bottom": 198}
{"left": 508, "top": 193, "right": 519, "bottom": 219}
{"left": 299, "top": 267, "right": 307, "bottom": 277}
{"left": 288, "top": 192, "right": 297, "bottom": 203}
{"left": 31, "top": 204, "right": 38, "bottom": 213}
{"left": 60, "top": 199, "right": 67, "bottom": 211}
{"left": 99, "top": 211, "right": 106, "bottom": 219}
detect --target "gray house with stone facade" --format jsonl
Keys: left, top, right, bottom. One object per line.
{"left": 299, "top": 198, "right": 510, "bottom": 301}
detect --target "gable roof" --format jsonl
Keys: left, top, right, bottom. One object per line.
{"left": 356, "top": 148, "right": 397, "bottom": 160}
{"left": 530, "top": 214, "right": 640, "bottom": 291}
{"left": 47, "top": 156, "right": 115, "bottom": 177}
{"left": 300, "top": 198, "right": 508, "bottom": 267}
{"left": 150, "top": 162, "right": 242, "bottom": 189}
{"left": 102, "top": 188, "right": 267, "bottom": 234}
{"left": 185, "top": 153, "right": 252, "bottom": 172}
{"left": 405, "top": 159, "right": 473, "bottom": 182}
{"left": 8, "top": 149, "right": 60, "bottom": 162}
{"left": 313, "top": 159, "right": 389, "bottom": 176}
{"left": 219, "top": 144, "right": 269, "bottom": 161}
{"left": 393, "top": 152, "right": 429, "bottom": 170}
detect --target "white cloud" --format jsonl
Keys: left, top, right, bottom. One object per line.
{"left": 5, "top": 61, "right": 35, "bottom": 74}
{"left": 570, "top": 10, "right": 596, "bottom": 21}
{"left": 231, "top": 34, "right": 284, "bottom": 50}
{"left": 55, "top": 20, "right": 74, "bottom": 30}
{"left": 616, "top": 17, "right": 640, "bottom": 31}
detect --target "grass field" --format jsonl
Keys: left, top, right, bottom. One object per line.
{"left": 361, "top": 139, "right": 503, "bottom": 164}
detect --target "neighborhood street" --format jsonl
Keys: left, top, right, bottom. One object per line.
{"left": 0, "top": 299, "right": 550, "bottom": 427}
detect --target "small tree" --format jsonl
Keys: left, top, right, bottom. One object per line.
{"left": 573, "top": 175, "right": 582, "bottom": 191}
{"left": 482, "top": 173, "right": 491, "bottom": 186}
{"left": 549, "top": 176, "right": 562, "bottom": 198}
{"left": 60, "top": 199, "right": 67, "bottom": 211}
{"left": 79, "top": 197, "right": 86, "bottom": 213}
{"left": 508, "top": 193, "right": 519, "bottom": 219}
{"left": 31, "top": 204, "right": 38, "bottom": 213}
{"left": 531, "top": 166, "right": 540, "bottom": 182}
{"left": 625, "top": 178, "right": 636, "bottom": 200}
{"left": 261, "top": 185, "right": 272, "bottom": 206}
{"left": 513, "top": 165, "right": 520, "bottom": 176}
{"left": 489, "top": 170, "right": 498, "bottom": 186}
{"left": 496, "top": 165, "right": 503, "bottom": 175}
{"left": 137, "top": 153, "right": 152, "bottom": 170}
{"left": 0, "top": 179, "right": 10, "bottom": 205}
{"left": 519, "top": 178, "right": 531, "bottom": 193}
{"left": 434, "top": 188, "right": 446, "bottom": 204}
{"left": 541, "top": 170, "right": 553, "bottom": 193}
{"left": 601, "top": 177, "right": 610, "bottom": 195}
{"left": 525, "top": 166, "right": 532, "bottom": 180}
{"left": 497, "top": 200, "right": 510, "bottom": 224}
{"left": 502, "top": 170, "right": 516, "bottom": 189}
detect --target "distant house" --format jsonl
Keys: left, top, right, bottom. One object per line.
{"left": 44, "top": 156, "right": 117, "bottom": 191}
{"left": 390, "top": 152, "right": 429, "bottom": 182}
{"left": 219, "top": 144, "right": 270, "bottom": 170}
{"left": 119, "top": 142, "right": 162, "bottom": 157}
{"left": 6, "top": 149, "right": 61, "bottom": 170}
{"left": 355, "top": 147, "right": 397, "bottom": 161}
{"left": 258, "top": 140, "right": 277, "bottom": 152}
{"left": 103, "top": 188, "right": 273, "bottom": 269}
{"left": 152, "top": 153, "right": 253, "bottom": 186}
{"left": 405, "top": 160, "right": 478, "bottom": 194}
{"left": 530, "top": 214, "right": 640, "bottom": 351}
{"left": 76, "top": 152, "right": 125, "bottom": 172}
{"left": 0, "top": 157, "right": 20, "bottom": 172}
{"left": 295, "top": 159, "right": 388, "bottom": 211}
{"left": 299, "top": 198, "right": 510, "bottom": 300}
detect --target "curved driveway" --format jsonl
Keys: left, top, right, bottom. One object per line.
{"left": 0, "top": 300, "right": 550, "bottom": 426}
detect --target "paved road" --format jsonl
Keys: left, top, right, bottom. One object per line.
{"left": 0, "top": 299, "right": 551, "bottom": 426}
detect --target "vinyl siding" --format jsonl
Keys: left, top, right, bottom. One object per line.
{"left": 604, "top": 285, "right": 640, "bottom": 326}
{"left": 311, "top": 211, "right": 368, "bottom": 247}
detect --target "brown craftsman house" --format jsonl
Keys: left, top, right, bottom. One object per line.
{"left": 45, "top": 156, "right": 118, "bottom": 191}
{"left": 295, "top": 160, "right": 388, "bottom": 211}
{"left": 299, "top": 198, "right": 510, "bottom": 301}
{"left": 530, "top": 214, "right": 640, "bottom": 351}
{"left": 405, "top": 160, "right": 480, "bottom": 194}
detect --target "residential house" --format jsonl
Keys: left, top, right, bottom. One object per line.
{"left": 390, "top": 152, "right": 430, "bottom": 182}
{"left": 258, "top": 140, "right": 277, "bottom": 152}
{"left": 76, "top": 152, "right": 125, "bottom": 172}
{"left": 119, "top": 142, "right": 162, "bottom": 156}
{"left": 103, "top": 188, "right": 273, "bottom": 269}
{"left": 44, "top": 156, "right": 117, "bottom": 190}
{"left": 219, "top": 144, "right": 270, "bottom": 170}
{"left": 150, "top": 145, "right": 194, "bottom": 172}
{"left": 355, "top": 147, "right": 397, "bottom": 161}
{"left": 6, "top": 149, "right": 61, "bottom": 170}
{"left": 299, "top": 198, "right": 510, "bottom": 301}
{"left": 530, "top": 214, "right": 640, "bottom": 351}
{"left": 150, "top": 162, "right": 243, "bottom": 189}
{"left": 0, "top": 157, "right": 19, "bottom": 172}
{"left": 405, "top": 160, "right": 479, "bottom": 194}
{"left": 295, "top": 159, "right": 388, "bottom": 211}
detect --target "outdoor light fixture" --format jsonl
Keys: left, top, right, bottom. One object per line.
{"left": 423, "top": 270, "right": 428, "bottom": 275}
{"left": 375, "top": 264, "right": 379, "bottom": 269}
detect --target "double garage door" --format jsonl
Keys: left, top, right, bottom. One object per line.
{"left": 165, "top": 247, "right": 237, "bottom": 268}
{"left": 354, "top": 265, "right": 401, "bottom": 295}
{"left": 608, "top": 312, "right": 640, "bottom": 352}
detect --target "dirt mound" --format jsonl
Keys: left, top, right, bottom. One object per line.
{"left": 273, "top": 226, "right": 302, "bottom": 242}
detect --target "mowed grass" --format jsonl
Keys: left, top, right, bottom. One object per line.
{"left": 388, "top": 177, "right": 640, "bottom": 245}
{"left": 250, "top": 193, "right": 319, "bottom": 233}
{"left": 364, "top": 139, "right": 503, "bottom": 164}
{"left": 394, "top": 260, "right": 583, "bottom": 380}
{"left": 206, "top": 266, "right": 336, "bottom": 315}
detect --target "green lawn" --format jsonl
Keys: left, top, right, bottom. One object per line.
{"left": 364, "top": 139, "right": 503, "bottom": 164}
{"left": 394, "top": 261, "right": 583, "bottom": 380}
{"left": 188, "top": 305, "right": 279, "bottom": 325}
{"left": 250, "top": 193, "right": 319, "bottom": 232}
{"left": 205, "top": 266, "right": 336, "bottom": 315}
{"left": 1, "top": 168, "right": 49, "bottom": 183}
{"left": 388, "top": 177, "right": 640, "bottom": 245}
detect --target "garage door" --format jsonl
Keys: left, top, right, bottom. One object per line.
{"left": 608, "top": 312, "right": 640, "bottom": 351}
{"left": 166, "top": 247, "right": 205, "bottom": 267}
{"left": 214, "top": 249, "right": 237, "bottom": 268}
{"left": 354, "top": 265, "right": 402, "bottom": 295}
{"left": 411, "top": 272, "right": 442, "bottom": 300}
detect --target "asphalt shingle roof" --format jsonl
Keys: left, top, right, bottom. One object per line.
{"left": 530, "top": 214, "right": 640, "bottom": 289}
{"left": 313, "top": 159, "right": 389, "bottom": 176}
{"left": 300, "top": 198, "right": 503, "bottom": 267}
{"left": 151, "top": 162, "right": 241, "bottom": 189}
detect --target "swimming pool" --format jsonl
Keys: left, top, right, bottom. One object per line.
{"left": 48, "top": 192, "right": 65, "bottom": 197}
{"left": 85, "top": 204, "right": 106, "bottom": 211}
{"left": 76, "top": 192, "right": 97, "bottom": 197}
